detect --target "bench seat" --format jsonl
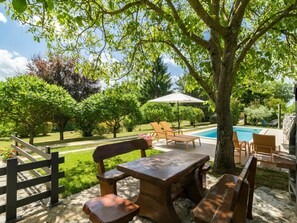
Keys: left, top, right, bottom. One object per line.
{"left": 191, "top": 155, "right": 257, "bottom": 223}
{"left": 192, "top": 174, "right": 238, "bottom": 222}
{"left": 83, "top": 194, "right": 139, "bottom": 223}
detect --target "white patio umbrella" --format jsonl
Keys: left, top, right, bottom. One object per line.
{"left": 148, "top": 92, "right": 204, "bottom": 129}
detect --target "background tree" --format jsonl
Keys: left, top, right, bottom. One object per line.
{"left": 6, "top": 1, "right": 297, "bottom": 172}
{"left": 139, "top": 56, "right": 173, "bottom": 104}
{"left": 75, "top": 94, "right": 103, "bottom": 137}
{"left": 0, "top": 76, "right": 75, "bottom": 144}
{"left": 27, "top": 54, "right": 101, "bottom": 139}
{"left": 141, "top": 103, "right": 174, "bottom": 124}
{"left": 99, "top": 86, "right": 142, "bottom": 138}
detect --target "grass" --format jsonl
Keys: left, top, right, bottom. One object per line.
{"left": 209, "top": 161, "right": 288, "bottom": 191}
{"left": 59, "top": 148, "right": 162, "bottom": 197}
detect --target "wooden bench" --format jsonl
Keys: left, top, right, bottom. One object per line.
{"left": 83, "top": 194, "right": 139, "bottom": 223}
{"left": 93, "top": 138, "right": 149, "bottom": 196}
{"left": 191, "top": 155, "right": 257, "bottom": 223}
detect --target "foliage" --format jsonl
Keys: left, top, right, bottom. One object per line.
{"left": 6, "top": 0, "right": 297, "bottom": 172}
{"left": 26, "top": 54, "right": 100, "bottom": 140}
{"left": 138, "top": 56, "right": 173, "bottom": 104}
{"left": 0, "top": 76, "right": 76, "bottom": 144}
{"left": 75, "top": 94, "right": 103, "bottom": 137}
{"left": 93, "top": 123, "right": 111, "bottom": 136}
{"left": 230, "top": 98, "right": 242, "bottom": 126}
{"left": 27, "top": 54, "right": 101, "bottom": 102}
{"left": 175, "top": 106, "right": 204, "bottom": 126}
{"left": 0, "top": 147, "right": 15, "bottom": 161}
{"left": 123, "top": 117, "right": 138, "bottom": 132}
{"left": 284, "top": 103, "right": 296, "bottom": 114}
{"left": 99, "top": 86, "right": 142, "bottom": 138}
{"left": 141, "top": 103, "right": 174, "bottom": 123}
{"left": 244, "top": 105, "right": 273, "bottom": 126}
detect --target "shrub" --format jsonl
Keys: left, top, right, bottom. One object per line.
{"left": 141, "top": 102, "right": 174, "bottom": 123}
{"left": 244, "top": 105, "right": 273, "bottom": 125}
{"left": 0, "top": 147, "right": 15, "bottom": 161}
{"left": 231, "top": 98, "right": 242, "bottom": 125}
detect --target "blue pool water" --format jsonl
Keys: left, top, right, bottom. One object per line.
{"left": 192, "top": 127, "right": 262, "bottom": 141}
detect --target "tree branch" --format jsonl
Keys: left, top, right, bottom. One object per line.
{"left": 164, "top": 0, "right": 209, "bottom": 49}
{"left": 187, "top": 0, "right": 227, "bottom": 35}
{"left": 234, "top": 3, "right": 297, "bottom": 72}
{"left": 229, "top": 0, "right": 250, "bottom": 28}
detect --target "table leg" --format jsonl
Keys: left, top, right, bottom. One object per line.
{"left": 136, "top": 180, "right": 181, "bottom": 223}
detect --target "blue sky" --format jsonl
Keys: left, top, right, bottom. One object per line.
{"left": 0, "top": 6, "right": 184, "bottom": 83}
{"left": 0, "top": 6, "right": 49, "bottom": 81}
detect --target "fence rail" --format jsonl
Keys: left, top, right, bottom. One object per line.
{"left": 0, "top": 134, "right": 64, "bottom": 222}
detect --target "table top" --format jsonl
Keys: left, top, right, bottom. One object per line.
{"left": 117, "top": 151, "right": 209, "bottom": 185}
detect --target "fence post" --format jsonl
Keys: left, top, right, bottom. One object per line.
{"left": 46, "top": 146, "right": 51, "bottom": 154}
{"left": 6, "top": 158, "right": 18, "bottom": 222}
{"left": 14, "top": 132, "right": 19, "bottom": 156}
{"left": 50, "top": 152, "right": 59, "bottom": 206}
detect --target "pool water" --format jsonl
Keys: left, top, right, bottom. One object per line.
{"left": 192, "top": 127, "right": 262, "bottom": 141}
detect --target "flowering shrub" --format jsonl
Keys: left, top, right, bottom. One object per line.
{"left": 138, "top": 134, "right": 153, "bottom": 147}
{"left": 0, "top": 147, "right": 16, "bottom": 161}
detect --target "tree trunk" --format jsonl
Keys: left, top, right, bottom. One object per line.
{"left": 58, "top": 119, "right": 68, "bottom": 141}
{"left": 213, "top": 92, "right": 235, "bottom": 173}
{"left": 29, "top": 128, "right": 34, "bottom": 145}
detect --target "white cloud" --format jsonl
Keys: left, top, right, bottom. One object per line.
{"left": 0, "top": 13, "right": 7, "bottom": 23}
{"left": 0, "top": 49, "right": 28, "bottom": 81}
{"left": 163, "top": 56, "right": 177, "bottom": 66}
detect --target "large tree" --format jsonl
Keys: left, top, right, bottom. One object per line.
{"left": 0, "top": 76, "right": 76, "bottom": 144}
{"left": 139, "top": 56, "right": 173, "bottom": 104}
{"left": 27, "top": 54, "right": 101, "bottom": 140}
{"left": 4, "top": 1, "right": 297, "bottom": 172}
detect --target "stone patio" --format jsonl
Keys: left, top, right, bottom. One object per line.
{"left": 1, "top": 127, "right": 296, "bottom": 223}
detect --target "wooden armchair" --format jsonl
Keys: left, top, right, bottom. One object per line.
{"left": 232, "top": 132, "right": 249, "bottom": 164}
{"left": 250, "top": 133, "right": 280, "bottom": 164}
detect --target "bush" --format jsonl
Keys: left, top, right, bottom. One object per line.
{"left": 141, "top": 102, "right": 174, "bottom": 123}
{"left": 0, "top": 147, "right": 15, "bottom": 161}
{"left": 93, "top": 122, "right": 111, "bottom": 136}
{"left": 244, "top": 105, "right": 273, "bottom": 125}
{"left": 123, "top": 117, "right": 137, "bottom": 132}
{"left": 231, "top": 98, "right": 242, "bottom": 125}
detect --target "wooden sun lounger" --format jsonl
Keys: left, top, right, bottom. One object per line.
{"left": 150, "top": 122, "right": 200, "bottom": 149}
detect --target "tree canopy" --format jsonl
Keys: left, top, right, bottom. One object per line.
{"left": 0, "top": 75, "right": 75, "bottom": 144}
{"left": 139, "top": 56, "right": 173, "bottom": 104}
{"left": 4, "top": 0, "right": 297, "bottom": 172}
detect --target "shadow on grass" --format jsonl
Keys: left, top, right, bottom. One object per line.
{"left": 59, "top": 156, "right": 126, "bottom": 197}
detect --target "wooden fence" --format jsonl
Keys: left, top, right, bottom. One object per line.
{"left": 0, "top": 134, "right": 64, "bottom": 222}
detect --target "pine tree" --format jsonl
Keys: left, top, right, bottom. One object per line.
{"left": 139, "top": 56, "right": 173, "bottom": 104}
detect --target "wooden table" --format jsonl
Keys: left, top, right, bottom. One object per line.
{"left": 117, "top": 151, "right": 209, "bottom": 223}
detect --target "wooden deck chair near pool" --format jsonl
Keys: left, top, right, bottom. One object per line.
{"left": 232, "top": 132, "right": 249, "bottom": 164}
{"left": 160, "top": 121, "right": 201, "bottom": 146}
{"left": 250, "top": 133, "right": 281, "bottom": 164}
{"left": 150, "top": 122, "right": 200, "bottom": 149}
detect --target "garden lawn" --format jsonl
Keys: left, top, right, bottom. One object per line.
{"left": 59, "top": 148, "right": 162, "bottom": 197}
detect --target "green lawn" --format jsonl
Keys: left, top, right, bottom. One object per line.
{"left": 59, "top": 148, "right": 162, "bottom": 197}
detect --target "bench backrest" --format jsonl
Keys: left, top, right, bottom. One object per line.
{"left": 231, "top": 155, "right": 257, "bottom": 222}
{"left": 252, "top": 133, "right": 276, "bottom": 154}
{"left": 93, "top": 139, "right": 149, "bottom": 173}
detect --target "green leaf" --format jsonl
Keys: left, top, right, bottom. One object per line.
{"left": 45, "top": 0, "right": 54, "bottom": 11}
{"left": 0, "top": 0, "right": 6, "bottom": 3}
{"left": 12, "top": 0, "right": 27, "bottom": 13}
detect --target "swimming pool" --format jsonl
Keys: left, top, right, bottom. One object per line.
{"left": 192, "top": 127, "right": 263, "bottom": 141}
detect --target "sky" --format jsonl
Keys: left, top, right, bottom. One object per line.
{"left": 0, "top": 6, "right": 184, "bottom": 83}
